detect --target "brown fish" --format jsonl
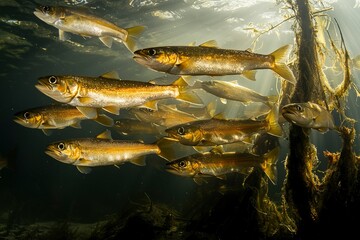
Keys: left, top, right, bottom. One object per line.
{"left": 133, "top": 40, "right": 295, "bottom": 83}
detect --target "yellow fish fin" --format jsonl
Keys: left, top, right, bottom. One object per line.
{"left": 156, "top": 138, "right": 177, "bottom": 161}
{"left": 124, "top": 25, "right": 145, "bottom": 52}
{"left": 242, "top": 70, "right": 257, "bottom": 81}
{"left": 199, "top": 40, "right": 218, "bottom": 48}
{"left": 94, "top": 114, "right": 114, "bottom": 127}
{"left": 266, "top": 103, "right": 283, "bottom": 137}
{"left": 70, "top": 121, "right": 82, "bottom": 129}
{"left": 270, "top": 44, "right": 296, "bottom": 84}
{"left": 193, "top": 176, "right": 207, "bottom": 185}
{"left": 78, "top": 97, "right": 95, "bottom": 104}
{"left": 142, "top": 100, "right": 158, "bottom": 111}
{"left": 96, "top": 129, "right": 112, "bottom": 140}
{"left": 213, "top": 112, "right": 226, "bottom": 120}
{"left": 76, "top": 165, "right": 92, "bottom": 174}
{"left": 261, "top": 147, "right": 279, "bottom": 185}
{"left": 59, "top": 29, "right": 70, "bottom": 41}
{"left": 173, "top": 77, "right": 203, "bottom": 105}
{"left": 99, "top": 36, "right": 113, "bottom": 48}
{"left": 193, "top": 146, "right": 213, "bottom": 153}
{"left": 76, "top": 107, "right": 98, "bottom": 119}
{"left": 130, "top": 155, "right": 147, "bottom": 166}
{"left": 100, "top": 71, "right": 120, "bottom": 80}
{"left": 42, "top": 129, "right": 53, "bottom": 136}
{"left": 102, "top": 106, "right": 121, "bottom": 115}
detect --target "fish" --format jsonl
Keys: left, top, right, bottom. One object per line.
{"left": 165, "top": 104, "right": 282, "bottom": 146}
{"left": 198, "top": 80, "right": 277, "bottom": 106}
{"left": 13, "top": 104, "right": 114, "bottom": 136}
{"left": 45, "top": 130, "right": 175, "bottom": 174}
{"left": 113, "top": 118, "right": 161, "bottom": 136}
{"left": 129, "top": 104, "right": 204, "bottom": 128}
{"left": 35, "top": 73, "right": 203, "bottom": 116}
{"left": 281, "top": 102, "right": 336, "bottom": 132}
{"left": 33, "top": 5, "right": 144, "bottom": 50}
{"left": 133, "top": 40, "right": 296, "bottom": 84}
{"left": 166, "top": 147, "right": 279, "bottom": 185}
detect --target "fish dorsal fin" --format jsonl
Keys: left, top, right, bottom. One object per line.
{"left": 99, "top": 36, "right": 113, "bottom": 48}
{"left": 199, "top": 40, "right": 218, "bottom": 48}
{"left": 188, "top": 41, "right": 196, "bottom": 46}
{"left": 102, "top": 106, "right": 121, "bottom": 115}
{"left": 213, "top": 112, "right": 226, "bottom": 120}
{"left": 96, "top": 129, "right": 112, "bottom": 140}
{"left": 100, "top": 71, "right": 120, "bottom": 80}
{"left": 76, "top": 166, "right": 92, "bottom": 174}
{"left": 172, "top": 76, "right": 188, "bottom": 87}
{"left": 130, "top": 156, "right": 147, "bottom": 166}
{"left": 76, "top": 107, "right": 98, "bottom": 119}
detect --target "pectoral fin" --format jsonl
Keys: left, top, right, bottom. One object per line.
{"left": 76, "top": 166, "right": 92, "bottom": 174}
{"left": 130, "top": 156, "right": 146, "bottom": 166}
{"left": 59, "top": 30, "right": 70, "bottom": 41}
{"left": 102, "top": 106, "right": 121, "bottom": 115}
{"left": 99, "top": 36, "right": 113, "bottom": 48}
{"left": 42, "top": 129, "right": 53, "bottom": 136}
{"left": 76, "top": 107, "right": 98, "bottom": 119}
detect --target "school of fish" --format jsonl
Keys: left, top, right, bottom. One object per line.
{"left": 13, "top": 5, "right": 337, "bottom": 186}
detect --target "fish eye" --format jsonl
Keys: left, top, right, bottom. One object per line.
{"left": 58, "top": 142, "right": 65, "bottom": 151}
{"left": 148, "top": 49, "right": 157, "bottom": 56}
{"left": 178, "top": 161, "right": 187, "bottom": 168}
{"left": 48, "top": 76, "right": 57, "bottom": 84}
{"left": 177, "top": 127, "right": 185, "bottom": 135}
{"left": 23, "top": 112, "right": 31, "bottom": 119}
{"left": 296, "top": 105, "right": 303, "bottom": 111}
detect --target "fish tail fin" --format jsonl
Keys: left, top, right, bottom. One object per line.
{"left": 270, "top": 44, "right": 296, "bottom": 84}
{"left": 266, "top": 103, "right": 283, "bottom": 137}
{"left": 156, "top": 138, "right": 178, "bottom": 161}
{"left": 94, "top": 114, "right": 114, "bottom": 127}
{"left": 261, "top": 147, "right": 279, "bottom": 185}
{"left": 125, "top": 26, "right": 145, "bottom": 52}
{"left": 173, "top": 77, "right": 203, "bottom": 105}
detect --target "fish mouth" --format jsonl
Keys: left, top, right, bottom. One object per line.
{"left": 13, "top": 116, "right": 27, "bottom": 126}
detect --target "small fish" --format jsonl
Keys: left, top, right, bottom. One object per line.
{"left": 133, "top": 40, "right": 296, "bottom": 84}
{"left": 199, "top": 80, "right": 277, "bottom": 106}
{"left": 129, "top": 104, "right": 205, "bottom": 128}
{"left": 45, "top": 130, "right": 175, "bottom": 174}
{"left": 34, "top": 5, "right": 144, "bottom": 50}
{"left": 113, "top": 118, "right": 161, "bottom": 136}
{"left": 166, "top": 147, "right": 279, "bottom": 184}
{"left": 35, "top": 73, "right": 202, "bottom": 116}
{"left": 165, "top": 104, "right": 282, "bottom": 146}
{"left": 281, "top": 102, "right": 335, "bottom": 132}
{"left": 13, "top": 104, "right": 113, "bottom": 136}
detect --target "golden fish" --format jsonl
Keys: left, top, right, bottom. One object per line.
{"left": 165, "top": 104, "right": 282, "bottom": 146}
{"left": 35, "top": 73, "right": 202, "bottom": 116}
{"left": 13, "top": 104, "right": 113, "bottom": 136}
{"left": 166, "top": 147, "right": 279, "bottom": 185}
{"left": 45, "top": 130, "right": 175, "bottom": 174}
{"left": 199, "top": 80, "right": 277, "bottom": 106}
{"left": 281, "top": 102, "right": 335, "bottom": 132}
{"left": 133, "top": 40, "right": 295, "bottom": 84}
{"left": 34, "top": 5, "right": 144, "bottom": 50}
{"left": 129, "top": 104, "right": 203, "bottom": 128}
